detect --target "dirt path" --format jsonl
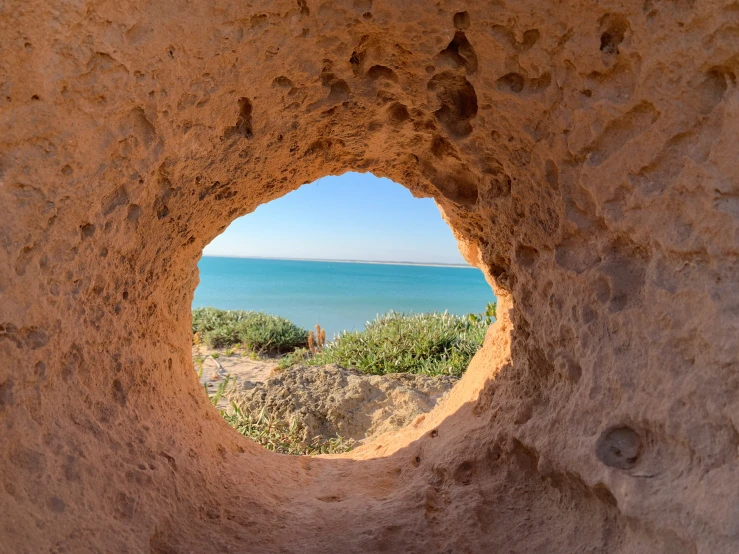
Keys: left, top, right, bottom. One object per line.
{"left": 193, "top": 347, "right": 280, "bottom": 409}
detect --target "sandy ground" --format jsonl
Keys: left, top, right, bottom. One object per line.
{"left": 193, "top": 346, "right": 280, "bottom": 409}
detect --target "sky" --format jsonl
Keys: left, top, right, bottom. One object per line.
{"left": 203, "top": 172, "right": 468, "bottom": 265}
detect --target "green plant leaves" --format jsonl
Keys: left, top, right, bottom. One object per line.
{"left": 282, "top": 310, "right": 492, "bottom": 377}
{"left": 192, "top": 308, "right": 309, "bottom": 353}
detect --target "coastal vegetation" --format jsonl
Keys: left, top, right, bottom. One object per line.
{"left": 222, "top": 403, "right": 355, "bottom": 455}
{"left": 194, "top": 303, "right": 495, "bottom": 454}
{"left": 279, "top": 310, "right": 491, "bottom": 377}
{"left": 193, "top": 304, "right": 495, "bottom": 376}
{"left": 192, "top": 307, "right": 308, "bottom": 353}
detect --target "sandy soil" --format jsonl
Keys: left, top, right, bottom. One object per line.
{"left": 193, "top": 347, "right": 279, "bottom": 409}
{"left": 233, "top": 364, "right": 457, "bottom": 444}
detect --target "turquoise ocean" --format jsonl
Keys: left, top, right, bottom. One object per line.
{"left": 193, "top": 256, "right": 496, "bottom": 339}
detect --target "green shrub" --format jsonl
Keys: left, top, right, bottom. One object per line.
{"left": 192, "top": 307, "right": 248, "bottom": 335}
{"left": 278, "top": 347, "right": 311, "bottom": 370}
{"left": 192, "top": 308, "right": 309, "bottom": 353}
{"left": 234, "top": 312, "right": 310, "bottom": 354}
{"left": 281, "top": 310, "right": 490, "bottom": 377}
{"left": 203, "top": 325, "right": 242, "bottom": 349}
{"left": 194, "top": 304, "right": 495, "bottom": 375}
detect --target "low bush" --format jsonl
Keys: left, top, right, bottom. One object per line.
{"left": 279, "top": 310, "right": 490, "bottom": 377}
{"left": 192, "top": 307, "right": 309, "bottom": 353}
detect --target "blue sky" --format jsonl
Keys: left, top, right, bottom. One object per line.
{"left": 203, "top": 172, "right": 468, "bottom": 265}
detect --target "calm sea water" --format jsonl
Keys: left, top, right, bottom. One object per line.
{"left": 193, "top": 256, "right": 496, "bottom": 339}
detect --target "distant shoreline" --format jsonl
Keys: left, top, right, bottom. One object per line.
{"left": 202, "top": 254, "right": 475, "bottom": 269}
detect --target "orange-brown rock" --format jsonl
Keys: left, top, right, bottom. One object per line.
{"left": 1, "top": 1, "right": 737, "bottom": 552}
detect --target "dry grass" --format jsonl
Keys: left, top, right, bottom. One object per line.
{"left": 221, "top": 403, "right": 355, "bottom": 456}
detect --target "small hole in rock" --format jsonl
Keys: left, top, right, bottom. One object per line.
{"left": 596, "top": 426, "right": 643, "bottom": 470}
{"left": 453, "top": 11, "right": 470, "bottom": 30}
{"left": 497, "top": 73, "right": 525, "bottom": 93}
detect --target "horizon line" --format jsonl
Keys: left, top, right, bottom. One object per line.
{"left": 201, "top": 254, "right": 475, "bottom": 269}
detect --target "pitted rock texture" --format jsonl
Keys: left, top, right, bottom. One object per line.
{"left": 236, "top": 365, "right": 458, "bottom": 444}
{"left": 1, "top": 1, "right": 738, "bottom": 553}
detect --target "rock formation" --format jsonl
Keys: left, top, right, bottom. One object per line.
{"left": 0, "top": 0, "right": 737, "bottom": 552}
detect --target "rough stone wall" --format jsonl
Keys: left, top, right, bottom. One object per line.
{"left": 1, "top": 0, "right": 737, "bottom": 552}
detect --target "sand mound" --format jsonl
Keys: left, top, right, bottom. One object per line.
{"left": 235, "top": 365, "right": 457, "bottom": 443}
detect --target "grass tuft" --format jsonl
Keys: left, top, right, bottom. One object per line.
{"left": 222, "top": 402, "right": 355, "bottom": 456}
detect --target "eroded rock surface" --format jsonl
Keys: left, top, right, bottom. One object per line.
{"left": 1, "top": 1, "right": 738, "bottom": 552}
{"left": 236, "top": 365, "right": 457, "bottom": 443}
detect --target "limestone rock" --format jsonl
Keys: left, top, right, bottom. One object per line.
{"left": 1, "top": 1, "right": 737, "bottom": 552}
